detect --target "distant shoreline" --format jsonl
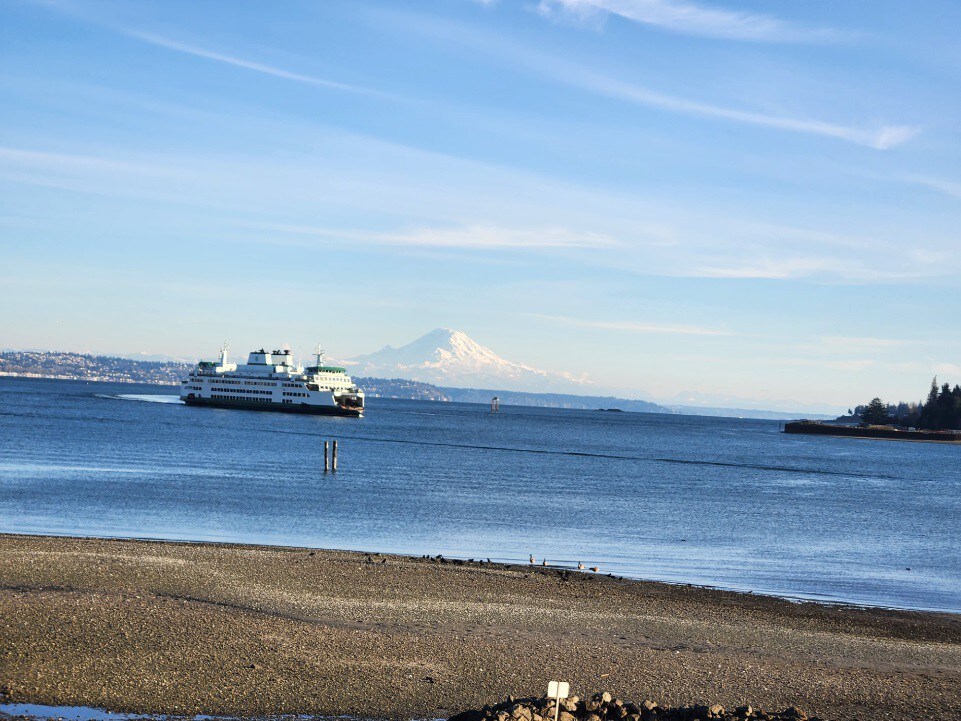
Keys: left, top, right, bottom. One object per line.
{"left": 0, "top": 373, "right": 834, "bottom": 420}
{"left": 2, "top": 534, "right": 960, "bottom": 720}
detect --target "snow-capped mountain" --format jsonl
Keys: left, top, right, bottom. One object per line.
{"left": 347, "top": 328, "right": 591, "bottom": 392}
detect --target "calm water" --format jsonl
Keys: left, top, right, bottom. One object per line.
{"left": 1, "top": 377, "right": 959, "bottom": 612}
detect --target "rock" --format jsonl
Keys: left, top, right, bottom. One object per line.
{"left": 511, "top": 705, "right": 532, "bottom": 721}
{"left": 448, "top": 694, "right": 820, "bottom": 721}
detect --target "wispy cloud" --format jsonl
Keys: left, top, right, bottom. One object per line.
{"left": 534, "top": 313, "right": 733, "bottom": 336}
{"left": 690, "top": 255, "right": 931, "bottom": 281}
{"left": 905, "top": 175, "right": 961, "bottom": 201}
{"left": 815, "top": 336, "right": 909, "bottom": 353}
{"left": 569, "top": 71, "right": 917, "bottom": 149}
{"left": 538, "top": 0, "right": 844, "bottom": 43}
{"left": 693, "top": 257, "right": 843, "bottom": 280}
{"left": 257, "top": 223, "right": 616, "bottom": 249}
{"left": 32, "top": 1, "right": 386, "bottom": 98}
{"left": 0, "top": 146, "right": 172, "bottom": 176}
{"left": 120, "top": 30, "right": 385, "bottom": 97}
{"left": 389, "top": 12, "right": 916, "bottom": 149}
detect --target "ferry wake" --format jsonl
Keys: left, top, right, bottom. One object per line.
{"left": 180, "top": 344, "right": 364, "bottom": 417}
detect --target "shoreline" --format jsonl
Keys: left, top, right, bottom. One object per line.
{"left": 1, "top": 530, "right": 956, "bottom": 616}
{"left": 783, "top": 420, "right": 961, "bottom": 443}
{"left": 1, "top": 534, "right": 960, "bottom": 721}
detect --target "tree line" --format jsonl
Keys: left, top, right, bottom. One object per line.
{"left": 853, "top": 377, "right": 961, "bottom": 430}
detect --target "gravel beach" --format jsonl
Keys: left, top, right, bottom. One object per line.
{"left": 1, "top": 534, "right": 959, "bottom": 720}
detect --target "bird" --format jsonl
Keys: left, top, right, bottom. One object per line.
{"left": 577, "top": 562, "right": 585, "bottom": 570}
{"left": 590, "top": 566, "right": 600, "bottom": 572}
{"left": 529, "top": 554, "right": 535, "bottom": 564}
{"left": 542, "top": 559, "right": 547, "bottom": 566}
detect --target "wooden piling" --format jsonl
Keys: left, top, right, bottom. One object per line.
{"left": 332, "top": 440, "right": 338, "bottom": 472}
{"left": 323, "top": 440, "right": 329, "bottom": 473}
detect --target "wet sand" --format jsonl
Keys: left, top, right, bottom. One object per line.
{"left": 1, "top": 534, "right": 959, "bottom": 720}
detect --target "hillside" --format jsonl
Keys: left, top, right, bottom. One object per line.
{"left": 0, "top": 351, "right": 666, "bottom": 411}
{"left": 439, "top": 386, "right": 666, "bottom": 413}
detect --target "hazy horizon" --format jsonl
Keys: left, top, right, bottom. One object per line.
{"left": 3, "top": 1, "right": 960, "bottom": 412}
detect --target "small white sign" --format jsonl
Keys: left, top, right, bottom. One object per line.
{"left": 548, "top": 681, "right": 569, "bottom": 699}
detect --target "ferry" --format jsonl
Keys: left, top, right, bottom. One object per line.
{"left": 180, "top": 344, "right": 364, "bottom": 417}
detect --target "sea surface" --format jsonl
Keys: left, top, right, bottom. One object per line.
{"left": 1, "top": 377, "right": 959, "bottom": 613}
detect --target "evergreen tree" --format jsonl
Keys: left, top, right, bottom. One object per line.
{"left": 919, "top": 377, "right": 941, "bottom": 430}
{"left": 861, "top": 397, "right": 891, "bottom": 425}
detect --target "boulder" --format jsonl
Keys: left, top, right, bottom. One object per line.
{"left": 511, "top": 704, "right": 533, "bottom": 721}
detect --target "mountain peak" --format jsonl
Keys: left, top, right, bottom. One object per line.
{"left": 349, "top": 328, "right": 590, "bottom": 392}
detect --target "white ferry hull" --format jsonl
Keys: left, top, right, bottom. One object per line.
{"left": 182, "top": 395, "right": 363, "bottom": 417}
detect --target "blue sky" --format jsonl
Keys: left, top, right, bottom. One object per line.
{"left": 2, "top": 0, "right": 960, "bottom": 410}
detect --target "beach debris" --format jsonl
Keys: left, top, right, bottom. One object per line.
{"left": 448, "top": 693, "right": 819, "bottom": 721}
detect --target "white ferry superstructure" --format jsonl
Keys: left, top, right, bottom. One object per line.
{"left": 180, "top": 344, "right": 364, "bottom": 417}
